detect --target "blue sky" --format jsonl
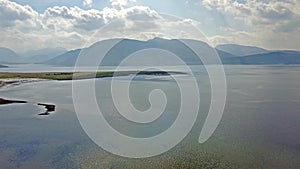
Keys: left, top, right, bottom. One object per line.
{"left": 1, "top": 0, "right": 300, "bottom": 52}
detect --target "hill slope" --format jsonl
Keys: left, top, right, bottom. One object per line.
{"left": 44, "top": 39, "right": 300, "bottom": 66}
{"left": 21, "top": 47, "right": 67, "bottom": 63}
{"left": 45, "top": 49, "right": 81, "bottom": 66}
{"left": 0, "top": 47, "right": 21, "bottom": 63}
{"left": 45, "top": 38, "right": 235, "bottom": 66}
{"left": 238, "top": 51, "right": 300, "bottom": 64}
{"left": 216, "top": 44, "right": 269, "bottom": 56}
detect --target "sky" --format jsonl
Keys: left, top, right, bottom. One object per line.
{"left": 0, "top": 0, "right": 300, "bottom": 53}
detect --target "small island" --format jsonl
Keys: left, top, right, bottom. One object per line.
{"left": 37, "top": 103, "right": 56, "bottom": 116}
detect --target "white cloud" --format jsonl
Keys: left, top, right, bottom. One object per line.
{"left": 2, "top": 0, "right": 298, "bottom": 52}
{"left": 209, "top": 26, "right": 300, "bottom": 50}
{"left": 110, "top": 0, "right": 136, "bottom": 8}
{"left": 83, "top": 0, "right": 93, "bottom": 7}
{"left": 202, "top": 0, "right": 300, "bottom": 28}
{"left": 42, "top": 6, "right": 108, "bottom": 31}
{"left": 201, "top": 0, "right": 300, "bottom": 50}
{"left": 41, "top": 5, "right": 163, "bottom": 32}
{"left": 0, "top": 0, "right": 200, "bottom": 52}
{"left": 87, "top": 14, "right": 204, "bottom": 44}
{"left": 0, "top": 0, "right": 39, "bottom": 28}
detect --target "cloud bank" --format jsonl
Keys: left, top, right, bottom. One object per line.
{"left": 201, "top": 0, "right": 300, "bottom": 49}
{"left": 83, "top": 0, "right": 93, "bottom": 7}
{"left": 0, "top": 0, "right": 299, "bottom": 52}
{"left": 0, "top": 0, "right": 202, "bottom": 52}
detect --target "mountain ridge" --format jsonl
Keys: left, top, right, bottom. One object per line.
{"left": 44, "top": 38, "right": 235, "bottom": 66}
{"left": 1, "top": 38, "right": 300, "bottom": 66}
{"left": 0, "top": 64, "right": 8, "bottom": 68}
{"left": 216, "top": 44, "right": 269, "bottom": 56}
{"left": 0, "top": 47, "right": 20, "bottom": 64}
{"left": 44, "top": 38, "right": 300, "bottom": 66}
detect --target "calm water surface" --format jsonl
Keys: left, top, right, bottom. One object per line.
{"left": 0, "top": 65, "right": 300, "bottom": 168}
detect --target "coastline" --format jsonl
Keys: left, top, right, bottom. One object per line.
{"left": 0, "top": 70, "right": 185, "bottom": 115}
{"left": 0, "top": 70, "right": 186, "bottom": 89}
{"left": 0, "top": 71, "right": 186, "bottom": 80}
{"left": 0, "top": 78, "right": 49, "bottom": 89}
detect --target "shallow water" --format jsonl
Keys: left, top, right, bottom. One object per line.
{"left": 0, "top": 65, "right": 300, "bottom": 168}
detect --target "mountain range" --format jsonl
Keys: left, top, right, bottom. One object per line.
{"left": 1, "top": 38, "right": 300, "bottom": 66}
{"left": 215, "top": 44, "right": 269, "bottom": 56}
{"left": 0, "top": 47, "right": 67, "bottom": 64}
{"left": 0, "top": 47, "right": 20, "bottom": 64}
{"left": 20, "top": 47, "right": 67, "bottom": 63}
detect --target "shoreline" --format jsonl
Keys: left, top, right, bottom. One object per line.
{"left": 0, "top": 70, "right": 186, "bottom": 80}
{"left": 0, "top": 78, "right": 49, "bottom": 89}
{"left": 0, "top": 70, "right": 185, "bottom": 115}
{"left": 0, "top": 70, "right": 186, "bottom": 89}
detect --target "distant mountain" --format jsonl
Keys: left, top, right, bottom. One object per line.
{"left": 45, "top": 49, "right": 81, "bottom": 66}
{"left": 0, "top": 47, "right": 21, "bottom": 63}
{"left": 216, "top": 44, "right": 269, "bottom": 56}
{"left": 45, "top": 38, "right": 235, "bottom": 66}
{"left": 21, "top": 47, "right": 67, "bottom": 63}
{"left": 44, "top": 38, "right": 300, "bottom": 66}
{"left": 238, "top": 51, "right": 300, "bottom": 64}
{"left": 216, "top": 49, "right": 241, "bottom": 64}
{"left": 96, "top": 38, "right": 204, "bottom": 66}
{"left": 0, "top": 64, "right": 8, "bottom": 68}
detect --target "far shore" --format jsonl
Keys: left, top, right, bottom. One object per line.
{"left": 0, "top": 70, "right": 186, "bottom": 81}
